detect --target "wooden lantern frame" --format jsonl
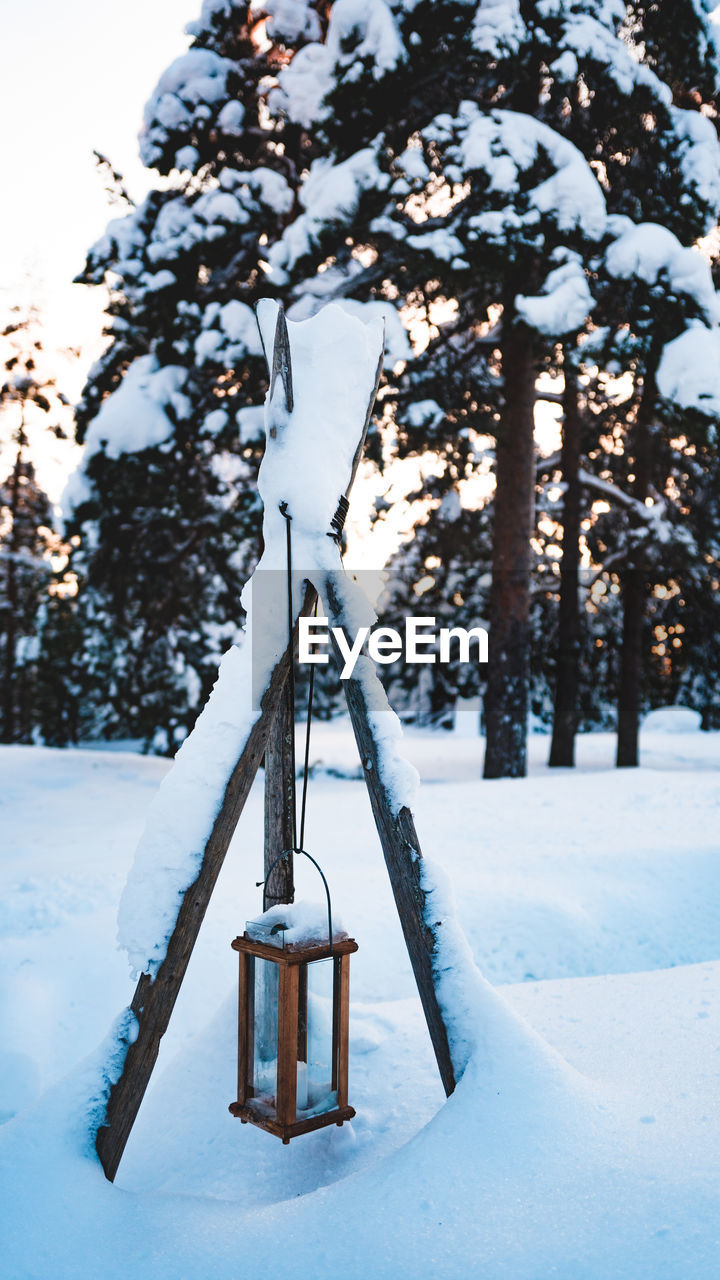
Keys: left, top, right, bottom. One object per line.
{"left": 229, "top": 932, "right": 358, "bottom": 1143}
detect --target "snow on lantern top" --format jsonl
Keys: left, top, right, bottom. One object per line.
{"left": 245, "top": 900, "right": 349, "bottom": 951}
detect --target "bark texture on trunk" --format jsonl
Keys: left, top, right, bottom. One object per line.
{"left": 483, "top": 319, "right": 536, "bottom": 779}
{"left": 549, "top": 363, "right": 582, "bottom": 768}
{"left": 616, "top": 565, "right": 645, "bottom": 767}
{"left": 264, "top": 678, "right": 295, "bottom": 905}
{"left": 616, "top": 362, "right": 657, "bottom": 768}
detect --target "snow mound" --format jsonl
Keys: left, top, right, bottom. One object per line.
{"left": 643, "top": 706, "right": 703, "bottom": 734}
{"left": 4, "top": 740, "right": 720, "bottom": 1275}
{"left": 5, "top": 957, "right": 717, "bottom": 1280}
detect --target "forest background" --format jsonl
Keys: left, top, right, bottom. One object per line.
{"left": 3, "top": 0, "right": 720, "bottom": 781}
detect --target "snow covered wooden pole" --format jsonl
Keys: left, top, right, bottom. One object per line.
{"left": 262, "top": 308, "right": 296, "bottom": 909}
{"left": 324, "top": 577, "right": 457, "bottom": 1097}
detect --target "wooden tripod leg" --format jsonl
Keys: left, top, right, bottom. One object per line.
{"left": 338, "top": 665, "right": 457, "bottom": 1097}
{"left": 323, "top": 578, "right": 457, "bottom": 1099}
{"left": 95, "top": 589, "right": 317, "bottom": 1182}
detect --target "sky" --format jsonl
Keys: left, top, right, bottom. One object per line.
{"left": 0, "top": 0, "right": 197, "bottom": 357}
{"left": 0, "top": 0, "right": 203, "bottom": 495}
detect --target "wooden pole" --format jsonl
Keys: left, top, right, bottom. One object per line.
{"left": 337, "top": 664, "right": 456, "bottom": 1097}
{"left": 262, "top": 300, "right": 296, "bottom": 909}
{"left": 264, "top": 679, "right": 296, "bottom": 906}
{"left": 260, "top": 672, "right": 296, "bottom": 1082}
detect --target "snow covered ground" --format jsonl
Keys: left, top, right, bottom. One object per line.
{"left": 1, "top": 722, "right": 719, "bottom": 1277}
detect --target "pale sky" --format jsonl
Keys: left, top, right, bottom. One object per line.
{"left": 0, "top": 0, "right": 197, "bottom": 350}
{"left": 0, "top": 0, "right": 201, "bottom": 494}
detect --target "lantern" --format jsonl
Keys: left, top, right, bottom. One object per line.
{"left": 229, "top": 905, "right": 358, "bottom": 1143}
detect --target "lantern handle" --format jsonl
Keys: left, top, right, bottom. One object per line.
{"left": 261, "top": 847, "right": 335, "bottom": 954}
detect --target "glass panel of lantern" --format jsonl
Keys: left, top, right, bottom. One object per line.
{"left": 252, "top": 957, "right": 279, "bottom": 1104}
{"left": 304, "top": 958, "right": 333, "bottom": 1112}
{"left": 229, "top": 914, "right": 358, "bottom": 1143}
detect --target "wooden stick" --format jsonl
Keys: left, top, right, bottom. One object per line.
{"left": 237, "top": 951, "right": 251, "bottom": 1106}
{"left": 264, "top": 676, "right": 296, "bottom": 905}
{"left": 263, "top": 300, "right": 297, "bottom": 907}
{"left": 333, "top": 953, "right": 351, "bottom": 1108}
{"left": 276, "top": 964, "right": 299, "bottom": 1131}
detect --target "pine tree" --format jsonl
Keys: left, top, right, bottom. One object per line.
{"left": 582, "top": 215, "right": 720, "bottom": 764}
{"left": 378, "top": 481, "right": 493, "bottom": 726}
{"left": 526, "top": 0, "right": 720, "bottom": 765}
{"left": 61, "top": 0, "right": 720, "bottom": 765}
{"left": 0, "top": 311, "right": 64, "bottom": 742}
{"left": 60, "top": 2, "right": 319, "bottom": 751}
{"left": 602, "top": 4, "right": 720, "bottom": 764}
{"left": 263, "top": 1, "right": 632, "bottom": 777}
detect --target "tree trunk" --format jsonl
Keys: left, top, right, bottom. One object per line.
{"left": 616, "top": 565, "right": 645, "bottom": 766}
{"left": 483, "top": 317, "right": 536, "bottom": 779}
{"left": 549, "top": 360, "right": 582, "bottom": 767}
{"left": 616, "top": 362, "right": 657, "bottom": 768}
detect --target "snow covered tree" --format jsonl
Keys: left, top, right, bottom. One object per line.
{"left": 518, "top": 0, "right": 720, "bottom": 766}
{"left": 378, "top": 483, "right": 494, "bottom": 726}
{"left": 0, "top": 459, "right": 56, "bottom": 743}
{"left": 0, "top": 311, "right": 64, "bottom": 742}
{"left": 272, "top": 0, "right": 720, "bottom": 774}
{"left": 644, "top": 328, "right": 720, "bottom": 727}
{"left": 578, "top": 210, "right": 720, "bottom": 764}
{"left": 60, "top": 2, "right": 319, "bottom": 750}
{"left": 63, "top": 0, "right": 720, "bottom": 765}
{"left": 263, "top": 0, "right": 633, "bottom": 777}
